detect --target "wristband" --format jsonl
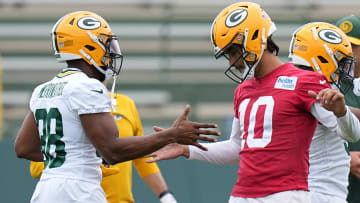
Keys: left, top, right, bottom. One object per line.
{"left": 159, "top": 190, "right": 177, "bottom": 203}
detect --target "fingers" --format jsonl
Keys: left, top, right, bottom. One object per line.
{"left": 192, "top": 122, "right": 218, "bottom": 129}
{"left": 192, "top": 142, "right": 208, "bottom": 151}
{"left": 197, "top": 129, "right": 221, "bottom": 137}
{"left": 308, "top": 90, "right": 317, "bottom": 99}
{"left": 196, "top": 135, "right": 217, "bottom": 142}
{"left": 179, "top": 104, "right": 191, "bottom": 121}
{"left": 153, "top": 126, "right": 164, "bottom": 132}
{"left": 145, "top": 156, "right": 160, "bottom": 163}
{"left": 320, "top": 90, "right": 336, "bottom": 105}
{"left": 317, "top": 88, "right": 344, "bottom": 105}
{"left": 329, "top": 93, "right": 344, "bottom": 105}
{"left": 309, "top": 88, "right": 344, "bottom": 105}
{"left": 144, "top": 152, "right": 156, "bottom": 158}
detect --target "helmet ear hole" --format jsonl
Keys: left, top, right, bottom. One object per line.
{"left": 69, "top": 18, "right": 75, "bottom": 25}
{"left": 252, "top": 30, "right": 259, "bottom": 40}
{"left": 317, "top": 56, "right": 328, "bottom": 63}
{"left": 85, "top": 45, "right": 96, "bottom": 51}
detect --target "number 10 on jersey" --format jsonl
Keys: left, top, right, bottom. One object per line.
{"left": 239, "top": 96, "right": 274, "bottom": 148}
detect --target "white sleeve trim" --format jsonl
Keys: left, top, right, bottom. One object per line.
{"left": 188, "top": 118, "right": 241, "bottom": 165}
{"left": 311, "top": 103, "right": 360, "bottom": 142}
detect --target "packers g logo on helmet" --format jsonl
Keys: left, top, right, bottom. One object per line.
{"left": 318, "top": 29, "right": 342, "bottom": 44}
{"left": 51, "top": 11, "right": 123, "bottom": 79}
{"left": 289, "top": 22, "right": 354, "bottom": 93}
{"left": 211, "top": 2, "right": 276, "bottom": 83}
{"left": 338, "top": 20, "right": 353, "bottom": 33}
{"left": 77, "top": 17, "right": 101, "bottom": 30}
{"left": 225, "top": 9, "right": 248, "bottom": 28}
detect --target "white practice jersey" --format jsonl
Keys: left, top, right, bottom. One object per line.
{"left": 309, "top": 123, "right": 350, "bottom": 200}
{"left": 29, "top": 68, "right": 111, "bottom": 184}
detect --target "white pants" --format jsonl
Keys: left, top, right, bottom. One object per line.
{"left": 30, "top": 177, "right": 107, "bottom": 203}
{"left": 229, "top": 190, "right": 311, "bottom": 203}
{"left": 310, "top": 191, "right": 347, "bottom": 203}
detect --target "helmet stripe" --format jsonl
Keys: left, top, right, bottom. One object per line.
{"left": 51, "top": 14, "right": 67, "bottom": 53}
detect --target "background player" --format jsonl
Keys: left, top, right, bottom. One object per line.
{"left": 336, "top": 15, "right": 360, "bottom": 203}
{"left": 288, "top": 21, "right": 360, "bottom": 203}
{"left": 146, "top": 2, "right": 360, "bottom": 202}
{"left": 14, "top": 11, "right": 219, "bottom": 203}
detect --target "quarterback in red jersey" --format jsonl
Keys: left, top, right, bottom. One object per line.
{"left": 146, "top": 2, "right": 358, "bottom": 202}
{"left": 232, "top": 63, "right": 329, "bottom": 197}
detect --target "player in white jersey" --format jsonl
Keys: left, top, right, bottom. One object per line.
{"left": 288, "top": 22, "right": 360, "bottom": 203}
{"left": 14, "top": 11, "right": 220, "bottom": 203}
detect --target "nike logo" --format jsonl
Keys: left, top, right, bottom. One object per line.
{"left": 91, "top": 89, "right": 103, "bottom": 94}
{"left": 319, "top": 80, "right": 326, "bottom": 85}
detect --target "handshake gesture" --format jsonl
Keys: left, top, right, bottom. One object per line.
{"left": 166, "top": 104, "right": 220, "bottom": 150}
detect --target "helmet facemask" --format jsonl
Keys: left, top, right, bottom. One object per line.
{"left": 288, "top": 22, "right": 355, "bottom": 93}
{"left": 99, "top": 34, "right": 123, "bottom": 77}
{"left": 211, "top": 2, "right": 275, "bottom": 84}
{"left": 217, "top": 33, "right": 259, "bottom": 84}
{"left": 332, "top": 52, "right": 355, "bottom": 93}
{"left": 52, "top": 11, "right": 124, "bottom": 80}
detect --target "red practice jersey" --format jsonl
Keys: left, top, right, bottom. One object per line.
{"left": 231, "top": 63, "right": 330, "bottom": 197}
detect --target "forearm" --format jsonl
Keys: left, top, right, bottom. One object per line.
{"left": 20, "top": 152, "right": 43, "bottom": 162}
{"left": 189, "top": 140, "right": 240, "bottom": 165}
{"left": 311, "top": 103, "right": 360, "bottom": 142}
{"left": 15, "top": 112, "right": 43, "bottom": 161}
{"left": 350, "top": 151, "right": 360, "bottom": 179}
{"left": 104, "top": 129, "right": 175, "bottom": 164}
{"left": 336, "top": 106, "right": 360, "bottom": 142}
{"left": 143, "top": 172, "right": 168, "bottom": 196}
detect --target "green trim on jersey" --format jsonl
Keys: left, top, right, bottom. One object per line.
{"left": 56, "top": 68, "right": 81, "bottom": 78}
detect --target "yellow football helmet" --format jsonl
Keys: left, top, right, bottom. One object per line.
{"left": 211, "top": 2, "right": 277, "bottom": 83}
{"left": 51, "top": 11, "right": 123, "bottom": 78}
{"left": 289, "top": 22, "right": 354, "bottom": 91}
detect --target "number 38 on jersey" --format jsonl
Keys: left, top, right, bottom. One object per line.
{"left": 35, "top": 108, "right": 66, "bottom": 168}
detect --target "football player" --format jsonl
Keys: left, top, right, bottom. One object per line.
{"left": 29, "top": 92, "right": 178, "bottom": 203}
{"left": 145, "top": 2, "right": 360, "bottom": 202}
{"left": 336, "top": 15, "right": 360, "bottom": 203}
{"left": 288, "top": 21, "right": 360, "bottom": 203}
{"left": 14, "top": 11, "right": 219, "bottom": 203}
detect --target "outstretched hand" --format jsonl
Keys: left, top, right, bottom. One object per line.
{"left": 145, "top": 143, "right": 187, "bottom": 163}
{"left": 308, "top": 88, "right": 346, "bottom": 117}
{"left": 169, "top": 105, "right": 220, "bottom": 150}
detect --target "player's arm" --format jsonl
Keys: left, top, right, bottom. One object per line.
{"left": 81, "top": 105, "right": 220, "bottom": 165}
{"left": 309, "top": 89, "right": 360, "bottom": 142}
{"left": 350, "top": 151, "right": 360, "bottom": 179}
{"left": 347, "top": 107, "right": 360, "bottom": 179}
{"left": 133, "top": 154, "right": 177, "bottom": 202}
{"left": 14, "top": 112, "right": 43, "bottom": 161}
{"left": 147, "top": 117, "right": 241, "bottom": 165}
{"left": 349, "top": 106, "right": 360, "bottom": 120}
{"left": 142, "top": 173, "right": 177, "bottom": 203}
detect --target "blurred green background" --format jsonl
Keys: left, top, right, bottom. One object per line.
{"left": 1, "top": 0, "right": 359, "bottom": 202}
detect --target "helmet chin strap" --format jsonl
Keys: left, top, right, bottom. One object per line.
{"left": 110, "top": 74, "right": 118, "bottom": 112}
{"left": 79, "top": 48, "right": 118, "bottom": 111}
{"left": 242, "top": 27, "right": 266, "bottom": 80}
